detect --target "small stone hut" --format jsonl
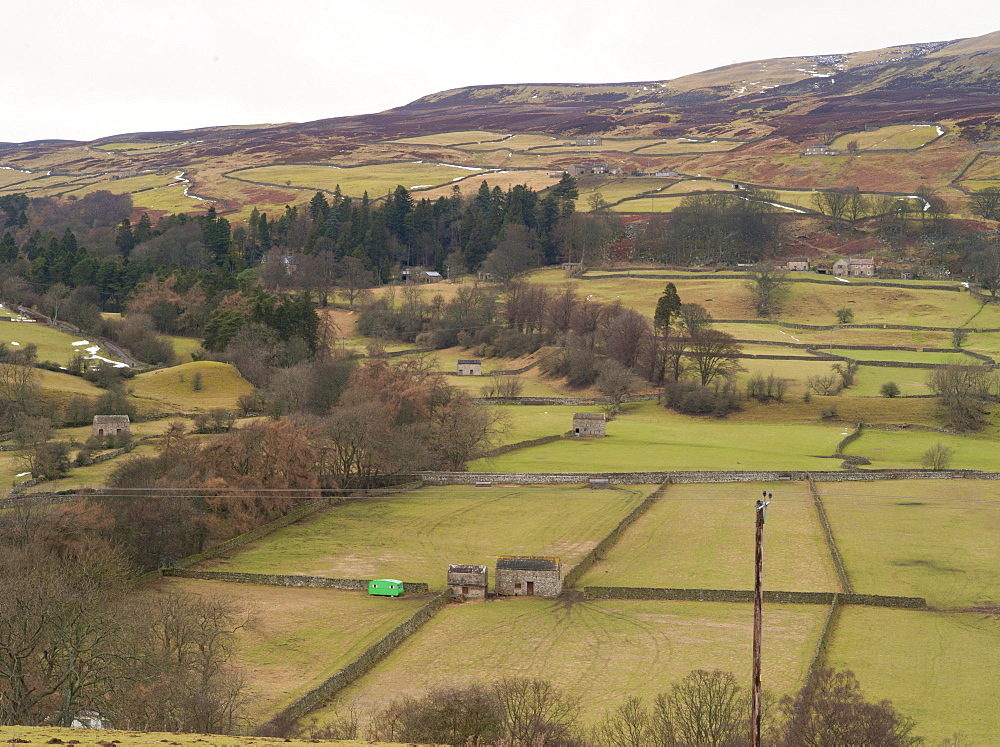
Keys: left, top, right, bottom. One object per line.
{"left": 448, "top": 564, "right": 488, "bottom": 598}
{"left": 457, "top": 359, "right": 483, "bottom": 376}
{"left": 495, "top": 556, "right": 562, "bottom": 597}
{"left": 572, "top": 412, "right": 606, "bottom": 437}
{"left": 92, "top": 415, "right": 130, "bottom": 438}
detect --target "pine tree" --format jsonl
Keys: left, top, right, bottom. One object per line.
{"left": 654, "top": 282, "right": 682, "bottom": 331}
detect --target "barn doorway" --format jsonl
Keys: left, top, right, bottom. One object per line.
{"left": 526, "top": 581, "right": 535, "bottom": 596}
{"left": 462, "top": 586, "right": 469, "bottom": 595}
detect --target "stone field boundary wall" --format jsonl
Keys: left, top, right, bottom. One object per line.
{"left": 582, "top": 586, "right": 926, "bottom": 609}
{"left": 579, "top": 273, "right": 961, "bottom": 292}
{"left": 256, "top": 590, "right": 449, "bottom": 735}
{"left": 713, "top": 319, "right": 1000, "bottom": 333}
{"left": 162, "top": 568, "right": 429, "bottom": 595}
{"left": 807, "top": 476, "right": 853, "bottom": 594}
{"left": 415, "top": 470, "right": 1000, "bottom": 485}
{"left": 563, "top": 480, "right": 668, "bottom": 588}
{"left": 479, "top": 434, "right": 563, "bottom": 460}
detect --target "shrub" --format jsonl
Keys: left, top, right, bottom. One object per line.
{"left": 807, "top": 373, "right": 842, "bottom": 396}
{"left": 880, "top": 381, "right": 901, "bottom": 398}
{"left": 836, "top": 306, "right": 855, "bottom": 324}
{"left": 663, "top": 378, "right": 742, "bottom": 417}
{"left": 745, "top": 372, "right": 788, "bottom": 403}
{"left": 921, "top": 442, "right": 954, "bottom": 471}
{"left": 480, "top": 375, "right": 524, "bottom": 399}
{"left": 820, "top": 405, "right": 839, "bottom": 420}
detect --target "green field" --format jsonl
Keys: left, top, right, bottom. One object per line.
{"left": 0, "top": 725, "right": 397, "bottom": 747}
{"left": 830, "top": 124, "right": 941, "bottom": 151}
{"left": 0, "top": 320, "right": 129, "bottom": 367}
{"left": 202, "top": 485, "right": 649, "bottom": 586}
{"left": 130, "top": 361, "right": 253, "bottom": 413}
{"left": 161, "top": 333, "right": 204, "bottom": 362}
{"left": 826, "top": 608, "right": 1000, "bottom": 743}
{"left": 816, "top": 348, "right": 968, "bottom": 365}
{"left": 819, "top": 480, "right": 1000, "bottom": 607}
{"left": 576, "top": 177, "right": 677, "bottom": 207}
{"left": 841, "top": 365, "right": 934, "bottom": 397}
{"left": 578, "top": 481, "right": 840, "bottom": 592}
{"left": 314, "top": 598, "right": 828, "bottom": 727}
{"left": 456, "top": 133, "right": 561, "bottom": 151}
{"left": 58, "top": 172, "right": 179, "bottom": 199}
{"left": 842, "top": 428, "right": 1000, "bottom": 471}
{"left": 631, "top": 139, "right": 743, "bottom": 155}
{"left": 473, "top": 401, "right": 845, "bottom": 472}
{"left": 155, "top": 577, "right": 428, "bottom": 719}
{"left": 228, "top": 162, "right": 489, "bottom": 198}
{"left": 131, "top": 182, "right": 214, "bottom": 214}
{"left": 611, "top": 195, "right": 688, "bottom": 212}
{"left": 388, "top": 130, "right": 510, "bottom": 146}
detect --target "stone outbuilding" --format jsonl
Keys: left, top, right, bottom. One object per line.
{"left": 572, "top": 412, "right": 606, "bottom": 437}
{"left": 448, "top": 564, "right": 488, "bottom": 598}
{"left": 457, "top": 359, "right": 483, "bottom": 376}
{"left": 495, "top": 556, "right": 562, "bottom": 597}
{"left": 92, "top": 415, "right": 130, "bottom": 438}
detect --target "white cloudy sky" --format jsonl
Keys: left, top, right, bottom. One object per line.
{"left": 1, "top": 0, "right": 995, "bottom": 143}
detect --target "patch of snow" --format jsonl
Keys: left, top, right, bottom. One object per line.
{"left": 59, "top": 366, "right": 67, "bottom": 370}
{"left": 410, "top": 185, "right": 433, "bottom": 190}
{"left": 71, "top": 340, "right": 90, "bottom": 346}
{"left": 85, "top": 345, "right": 101, "bottom": 354}
{"left": 438, "top": 163, "right": 484, "bottom": 171}
{"left": 961, "top": 281, "right": 970, "bottom": 288}
{"left": 16, "top": 472, "right": 30, "bottom": 478}
{"left": 936, "top": 126, "right": 945, "bottom": 136}
{"left": 835, "top": 277, "right": 851, "bottom": 283}
{"left": 84, "top": 354, "right": 129, "bottom": 369}
{"left": 10, "top": 341, "right": 19, "bottom": 346}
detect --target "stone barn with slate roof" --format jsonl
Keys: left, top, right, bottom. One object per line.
{"left": 92, "top": 415, "right": 130, "bottom": 438}
{"left": 572, "top": 412, "right": 606, "bottom": 437}
{"left": 457, "top": 359, "right": 483, "bottom": 376}
{"left": 447, "top": 564, "right": 488, "bottom": 598}
{"left": 495, "top": 556, "right": 562, "bottom": 597}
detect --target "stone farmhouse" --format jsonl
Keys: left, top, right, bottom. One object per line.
{"left": 495, "top": 556, "right": 562, "bottom": 597}
{"left": 457, "top": 359, "right": 482, "bottom": 376}
{"left": 833, "top": 257, "right": 876, "bottom": 277}
{"left": 785, "top": 257, "right": 810, "bottom": 271}
{"left": 448, "top": 564, "right": 488, "bottom": 598}
{"left": 93, "top": 415, "right": 130, "bottom": 438}
{"left": 572, "top": 412, "right": 606, "bottom": 437}
{"left": 803, "top": 144, "right": 838, "bottom": 156}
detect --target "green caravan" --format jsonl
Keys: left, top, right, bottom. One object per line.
{"left": 368, "top": 579, "right": 405, "bottom": 597}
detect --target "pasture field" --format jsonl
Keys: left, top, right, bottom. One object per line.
{"left": 59, "top": 172, "right": 179, "bottom": 199}
{"left": 312, "top": 598, "right": 828, "bottom": 727}
{"left": 131, "top": 183, "right": 214, "bottom": 214}
{"left": 578, "top": 481, "right": 840, "bottom": 592}
{"left": 203, "top": 485, "right": 649, "bottom": 586}
{"left": 456, "top": 133, "right": 560, "bottom": 151}
{"left": 472, "top": 401, "right": 845, "bottom": 472}
{"left": 153, "top": 577, "right": 428, "bottom": 719}
{"left": 493, "top": 404, "right": 605, "bottom": 444}
{"left": 0, "top": 173, "right": 85, "bottom": 195}
{"left": 129, "top": 361, "right": 253, "bottom": 413}
{"left": 961, "top": 153, "right": 1000, "bottom": 181}
{"left": 413, "top": 345, "right": 557, "bottom": 376}
{"left": 0, "top": 320, "right": 129, "bottom": 367}
{"left": 162, "top": 333, "right": 204, "bottom": 362}
{"left": 229, "top": 162, "right": 489, "bottom": 198}
{"left": 448, "top": 369, "right": 598, "bottom": 399}
{"left": 629, "top": 139, "right": 744, "bottom": 155}
{"left": 0, "top": 168, "right": 43, "bottom": 188}
{"left": 415, "top": 169, "right": 561, "bottom": 200}
{"left": 24, "top": 441, "right": 161, "bottom": 491}
{"left": 575, "top": 177, "right": 676, "bottom": 205}
{"left": 815, "top": 348, "right": 968, "bottom": 365}
{"left": 841, "top": 364, "right": 934, "bottom": 397}
{"left": 388, "top": 130, "right": 509, "bottom": 146}
{"left": 611, "top": 195, "right": 687, "bottom": 212}
{"left": 829, "top": 124, "right": 941, "bottom": 151}
{"left": 825, "top": 608, "right": 1000, "bottom": 743}
{"left": 818, "top": 480, "right": 1000, "bottom": 608}
{"left": 841, "top": 428, "right": 1000, "bottom": 471}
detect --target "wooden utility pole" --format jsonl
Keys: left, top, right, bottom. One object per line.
{"left": 751, "top": 492, "right": 771, "bottom": 747}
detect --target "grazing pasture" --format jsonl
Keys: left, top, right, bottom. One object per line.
{"left": 203, "top": 485, "right": 648, "bottom": 586}
{"left": 229, "top": 162, "right": 491, "bottom": 198}
{"left": 312, "top": 598, "right": 828, "bottom": 727}
{"left": 841, "top": 429, "right": 1000, "bottom": 471}
{"left": 577, "top": 481, "right": 840, "bottom": 592}
{"left": 152, "top": 577, "right": 428, "bottom": 719}
{"left": 826, "top": 608, "right": 1000, "bottom": 743}
{"left": 388, "top": 130, "right": 509, "bottom": 146}
{"left": 829, "top": 124, "right": 941, "bottom": 151}
{"left": 129, "top": 361, "right": 253, "bottom": 413}
{"left": 0, "top": 320, "right": 128, "bottom": 367}
{"left": 818, "top": 480, "right": 1000, "bottom": 608}
{"left": 472, "top": 401, "right": 845, "bottom": 472}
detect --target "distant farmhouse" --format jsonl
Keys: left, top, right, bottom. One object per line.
{"left": 402, "top": 266, "right": 443, "bottom": 283}
{"left": 93, "top": 415, "right": 130, "bottom": 438}
{"left": 786, "top": 257, "right": 810, "bottom": 272}
{"left": 448, "top": 564, "right": 488, "bottom": 598}
{"left": 572, "top": 412, "right": 606, "bottom": 437}
{"left": 803, "top": 144, "right": 839, "bottom": 156}
{"left": 576, "top": 137, "right": 603, "bottom": 146}
{"left": 833, "top": 257, "right": 876, "bottom": 277}
{"left": 457, "top": 359, "right": 482, "bottom": 376}
{"left": 496, "top": 556, "right": 562, "bottom": 597}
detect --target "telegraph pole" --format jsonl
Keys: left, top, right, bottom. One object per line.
{"left": 751, "top": 492, "right": 771, "bottom": 747}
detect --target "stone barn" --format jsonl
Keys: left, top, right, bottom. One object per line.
{"left": 457, "top": 359, "right": 483, "bottom": 376}
{"left": 448, "top": 564, "right": 488, "bottom": 598}
{"left": 92, "top": 415, "right": 130, "bottom": 438}
{"left": 495, "top": 556, "right": 562, "bottom": 597}
{"left": 572, "top": 412, "right": 606, "bottom": 437}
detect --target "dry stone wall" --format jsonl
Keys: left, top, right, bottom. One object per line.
{"left": 163, "top": 568, "right": 429, "bottom": 594}
{"left": 583, "top": 586, "right": 926, "bottom": 609}
{"left": 416, "top": 470, "right": 1000, "bottom": 485}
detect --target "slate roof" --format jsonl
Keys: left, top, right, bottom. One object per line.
{"left": 458, "top": 359, "right": 481, "bottom": 365}
{"left": 448, "top": 564, "right": 487, "bottom": 575}
{"left": 573, "top": 412, "right": 605, "bottom": 421}
{"left": 496, "top": 556, "right": 560, "bottom": 571}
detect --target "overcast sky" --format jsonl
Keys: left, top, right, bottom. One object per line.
{"left": 1, "top": 1, "right": 995, "bottom": 143}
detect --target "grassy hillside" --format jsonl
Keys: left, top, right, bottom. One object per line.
{"left": 130, "top": 360, "right": 253, "bottom": 413}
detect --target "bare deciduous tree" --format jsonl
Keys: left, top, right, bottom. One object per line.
{"left": 927, "top": 364, "right": 997, "bottom": 431}
{"left": 746, "top": 261, "right": 790, "bottom": 317}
